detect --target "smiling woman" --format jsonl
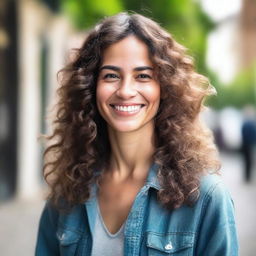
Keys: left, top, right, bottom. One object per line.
{"left": 96, "top": 36, "right": 160, "bottom": 133}
{"left": 35, "top": 12, "right": 238, "bottom": 256}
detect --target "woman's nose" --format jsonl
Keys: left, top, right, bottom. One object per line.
{"left": 116, "top": 78, "right": 137, "bottom": 99}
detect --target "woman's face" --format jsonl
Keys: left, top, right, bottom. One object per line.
{"left": 96, "top": 35, "right": 160, "bottom": 134}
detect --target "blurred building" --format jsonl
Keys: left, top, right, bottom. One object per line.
{"left": 205, "top": 0, "right": 256, "bottom": 84}
{"left": 0, "top": 0, "right": 19, "bottom": 200}
{"left": 240, "top": 0, "right": 256, "bottom": 68}
{"left": 0, "top": 0, "right": 76, "bottom": 201}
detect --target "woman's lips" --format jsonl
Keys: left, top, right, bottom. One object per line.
{"left": 109, "top": 104, "right": 145, "bottom": 115}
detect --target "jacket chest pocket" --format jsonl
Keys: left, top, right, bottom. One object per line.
{"left": 146, "top": 232, "right": 194, "bottom": 256}
{"left": 57, "top": 228, "right": 83, "bottom": 256}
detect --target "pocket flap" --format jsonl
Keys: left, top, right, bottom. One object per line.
{"left": 147, "top": 232, "right": 194, "bottom": 253}
{"left": 56, "top": 228, "right": 82, "bottom": 246}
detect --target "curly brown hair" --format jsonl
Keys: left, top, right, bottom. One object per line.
{"left": 44, "top": 12, "right": 220, "bottom": 210}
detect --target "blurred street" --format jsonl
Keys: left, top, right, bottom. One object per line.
{"left": 0, "top": 152, "right": 255, "bottom": 256}
{"left": 220, "top": 151, "right": 256, "bottom": 256}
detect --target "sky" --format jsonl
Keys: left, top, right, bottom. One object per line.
{"left": 200, "top": 0, "right": 242, "bottom": 22}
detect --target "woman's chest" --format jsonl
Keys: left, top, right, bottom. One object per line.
{"left": 97, "top": 180, "right": 143, "bottom": 234}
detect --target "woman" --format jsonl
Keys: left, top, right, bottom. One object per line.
{"left": 36, "top": 12, "right": 238, "bottom": 255}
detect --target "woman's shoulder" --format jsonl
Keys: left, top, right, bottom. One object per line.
{"left": 199, "top": 173, "right": 223, "bottom": 192}
{"left": 198, "top": 173, "right": 234, "bottom": 209}
{"left": 200, "top": 173, "right": 226, "bottom": 191}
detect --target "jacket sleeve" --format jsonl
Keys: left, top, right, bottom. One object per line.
{"left": 35, "top": 202, "right": 60, "bottom": 256}
{"left": 195, "top": 181, "right": 239, "bottom": 256}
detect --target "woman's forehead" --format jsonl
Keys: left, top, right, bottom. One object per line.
{"left": 100, "top": 36, "right": 153, "bottom": 68}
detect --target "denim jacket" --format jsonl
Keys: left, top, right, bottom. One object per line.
{"left": 35, "top": 164, "right": 238, "bottom": 255}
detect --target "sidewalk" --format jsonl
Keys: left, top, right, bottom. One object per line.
{"left": 220, "top": 152, "right": 256, "bottom": 256}
{"left": 0, "top": 152, "right": 255, "bottom": 255}
{"left": 0, "top": 198, "right": 44, "bottom": 256}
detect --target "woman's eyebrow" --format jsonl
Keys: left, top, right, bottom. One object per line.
{"left": 99, "top": 65, "right": 153, "bottom": 72}
{"left": 134, "top": 66, "right": 153, "bottom": 71}
{"left": 99, "top": 65, "right": 120, "bottom": 71}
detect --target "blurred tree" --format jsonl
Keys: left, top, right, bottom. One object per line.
{"left": 207, "top": 65, "right": 256, "bottom": 109}
{"left": 60, "top": 0, "right": 123, "bottom": 28}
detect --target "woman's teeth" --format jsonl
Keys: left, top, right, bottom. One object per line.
{"left": 113, "top": 105, "right": 141, "bottom": 112}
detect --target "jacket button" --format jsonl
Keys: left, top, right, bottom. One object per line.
{"left": 165, "top": 242, "right": 173, "bottom": 250}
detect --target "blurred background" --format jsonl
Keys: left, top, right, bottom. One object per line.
{"left": 0, "top": 0, "right": 256, "bottom": 255}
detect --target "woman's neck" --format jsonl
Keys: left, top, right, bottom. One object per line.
{"left": 107, "top": 124, "right": 155, "bottom": 181}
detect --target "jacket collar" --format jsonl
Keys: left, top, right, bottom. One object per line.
{"left": 145, "top": 163, "right": 161, "bottom": 191}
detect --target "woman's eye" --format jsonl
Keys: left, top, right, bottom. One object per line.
{"left": 137, "top": 74, "right": 152, "bottom": 79}
{"left": 103, "top": 73, "right": 119, "bottom": 79}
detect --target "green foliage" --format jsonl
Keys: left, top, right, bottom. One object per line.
{"left": 207, "top": 65, "right": 256, "bottom": 109}
{"left": 60, "top": 0, "right": 123, "bottom": 28}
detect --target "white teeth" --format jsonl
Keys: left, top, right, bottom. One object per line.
{"left": 114, "top": 105, "right": 141, "bottom": 112}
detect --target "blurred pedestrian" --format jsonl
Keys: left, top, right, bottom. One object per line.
{"left": 35, "top": 12, "right": 238, "bottom": 255}
{"left": 241, "top": 105, "right": 256, "bottom": 182}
